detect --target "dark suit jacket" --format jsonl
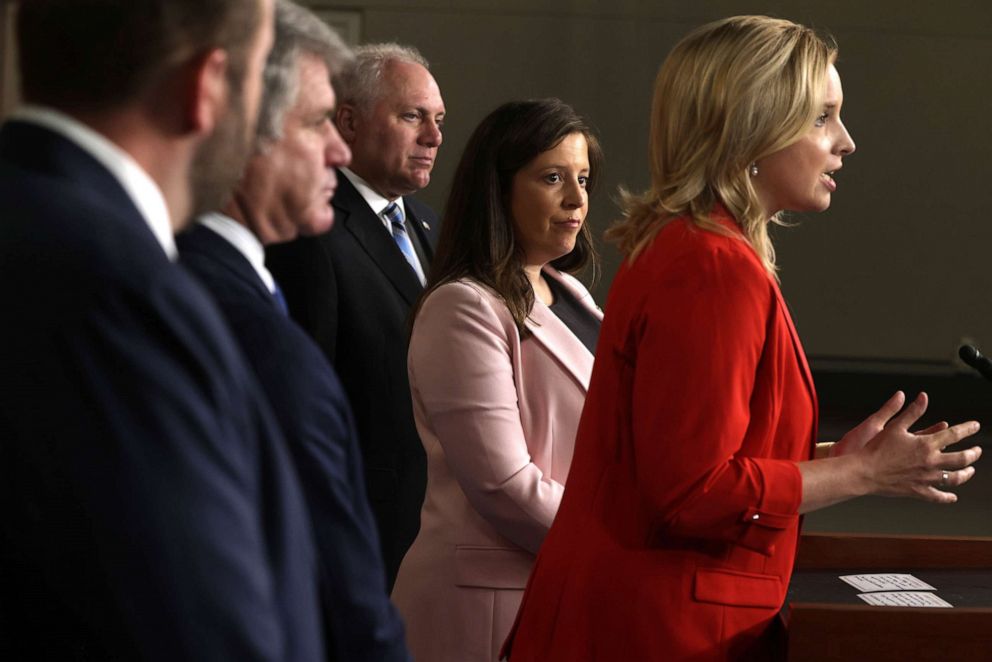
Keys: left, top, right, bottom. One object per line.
{"left": 266, "top": 171, "right": 439, "bottom": 588}
{"left": 0, "top": 120, "right": 324, "bottom": 661}
{"left": 179, "top": 223, "right": 410, "bottom": 662}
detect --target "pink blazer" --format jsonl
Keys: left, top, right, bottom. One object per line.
{"left": 391, "top": 268, "right": 601, "bottom": 662}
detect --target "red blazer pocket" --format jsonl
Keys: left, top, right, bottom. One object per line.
{"left": 693, "top": 567, "right": 783, "bottom": 609}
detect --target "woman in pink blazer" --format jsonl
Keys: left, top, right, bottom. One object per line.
{"left": 390, "top": 99, "right": 604, "bottom": 661}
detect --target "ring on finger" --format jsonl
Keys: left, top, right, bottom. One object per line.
{"left": 939, "top": 470, "right": 950, "bottom": 488}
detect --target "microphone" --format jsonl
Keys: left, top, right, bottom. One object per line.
{"left": 959, "top": 344, "right": 992, "bottom": 382}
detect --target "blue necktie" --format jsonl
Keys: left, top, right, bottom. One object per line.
{"left": 383, "top": 202, "right": 425, "bottom": 286}
{"left": 272, "top": 281, "right": 289, "bottom": 316}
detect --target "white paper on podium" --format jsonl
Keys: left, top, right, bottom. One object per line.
{"left": 839, "top": 573, "right": 936, "bottom": 592}
{"left": 857, "top": 591, "right": 953, "bottom": 608}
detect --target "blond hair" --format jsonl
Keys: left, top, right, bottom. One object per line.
{"left": 607, "top": 15, "right": 837, "bottom": 274}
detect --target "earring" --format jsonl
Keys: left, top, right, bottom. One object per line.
{"left": 748, "top": 162, "right": 759, "bottom": 177}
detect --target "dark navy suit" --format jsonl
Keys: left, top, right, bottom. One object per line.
{"left": 179, "top": 222, "right": 410, "bottom": 662}
{"left": 266, "top": 172, "right": 438, "bottom": 588}
{"left": 0, "top": 120, "right": 324, "bottom": 661}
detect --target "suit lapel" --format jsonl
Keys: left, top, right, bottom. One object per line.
{"left": 524, "top": 268, "right": 600, "bottom": 392}
{"left": 405, "top": 203, "right": 436, "bottom": 263}
{"left": 710, "top": 208, "right": 819, "bottom": 432}
{"left": 772, "top": 283, "right": 819, "bottom": 430}
{"left": 332, "top": 174, "right": 423, "bottom": 306}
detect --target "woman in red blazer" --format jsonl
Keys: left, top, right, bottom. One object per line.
{"left": 505, "top": 15, "right": 982, "bottom": 661}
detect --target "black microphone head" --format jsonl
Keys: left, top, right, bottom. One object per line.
{"left": 960, "top": 344, "right": 981, "bottom": 365}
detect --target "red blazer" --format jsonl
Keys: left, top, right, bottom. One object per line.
{"left": 505, "top": 211, "right": 817, "bottom": 661}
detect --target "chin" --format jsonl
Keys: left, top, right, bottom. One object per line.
{"left": 812, "top": 197, "right": 832, "bottom": 212}
{"left": 300, "top": 216, "right": 333, "bottom": 236}
{"left": 408, "top": 173, "right": 432, "bottom": 191}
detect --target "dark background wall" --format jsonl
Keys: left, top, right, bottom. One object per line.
{"left": 3, "top": 0, "right": 988, "bottom": 362}
{"left": 306, "top": 0, "right": 992, "bottom": 367}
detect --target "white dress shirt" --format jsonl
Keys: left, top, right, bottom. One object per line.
{"left": 198, "top": 213, "right": 278, "bottom": 294}
{"left": 339, "top": 167, "right": 427, "bottom": 283}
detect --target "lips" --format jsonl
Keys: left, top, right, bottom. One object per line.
{"left": 410, "top": 156, "right": 433, "bottom": 167}
{"left": 554, "top": 218, "right": 583, "bottom": 230}
{"left": 821, "top": 171, "right": 837, "bottom": 192}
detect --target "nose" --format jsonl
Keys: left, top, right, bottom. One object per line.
{"left": 562, "top": 177, "right": 587, "bottom": 209}
{"left": 326, "top": 123, "right": 351, "bottom": 168}
{"left": 419, "top": 118, "right": 442, "bottom": 148}
{"left": 836, "top": 119, "right": 856, "bottom": 157}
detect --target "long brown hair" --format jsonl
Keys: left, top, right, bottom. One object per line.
{"left": 607, "top": 15, "right": 836, "bottom": 274}
{"left": 418, "top": 98, "right": 603, "bottom": 335}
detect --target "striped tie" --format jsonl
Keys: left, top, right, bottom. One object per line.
{"left": 383, "top": 201, "right": 425, "bottom": 285}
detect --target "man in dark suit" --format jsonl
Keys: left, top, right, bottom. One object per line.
{"left": 178, "top": 3, "right": 409, "bottom": 659}
{"left": 266, "top": 43, "right": 446, "bottom": 587}
{"left": 0, "top": 1, "right": 326, "bottom": 660}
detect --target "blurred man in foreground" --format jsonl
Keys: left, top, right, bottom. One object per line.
{"left": 0, "top": 0, "right": 326, "bottom": 659}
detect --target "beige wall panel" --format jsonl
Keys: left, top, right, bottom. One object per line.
{"left": 0, "top": 1, "right": 18, "bottom": 118}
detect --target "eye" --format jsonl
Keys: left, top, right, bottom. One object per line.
{"left": 815, "top": 111, "right": 829, "bottom": 127}
{"left": 544, "top": 172, "right": 562, "bottom": 184}
{"left": 578, "top": 176, "right": 589, "bottom": 188}
{"left": 400, "top": 112, "right": 419, "bottom": 122}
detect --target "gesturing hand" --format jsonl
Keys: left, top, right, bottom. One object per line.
{"left": 834, "top": 391, "right": 949, "bottom": 458}
{"left": 854, "top": 392, "right": 981, "bottom": 503}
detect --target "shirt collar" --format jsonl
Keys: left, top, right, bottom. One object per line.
{"left": 197, "top": 212, "right": 276, "bottom": 293}
{"left": 10, "top": 105, "right": 177, "bottom": 260}
{"left": 340, "top": 166, "right": 407, "bottom": 220}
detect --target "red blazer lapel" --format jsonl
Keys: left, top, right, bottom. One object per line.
{"left": 772, "top": 282, "right": 819, "bottom": 449}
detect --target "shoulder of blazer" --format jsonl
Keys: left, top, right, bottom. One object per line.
{"left": 667, "top": 215, "right": 764, "bottom": 268}
{"left": 424, "top": 278, "right": 503, "bottom": 310}
{"left": 418, "top": 279, "right": 516, "bottom": 334}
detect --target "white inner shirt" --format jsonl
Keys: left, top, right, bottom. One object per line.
{"left": 197, "top": 212, "right": 277, "bottom": 294}
{"left": 340, "top": 167, "right": 427, "bottom": 283}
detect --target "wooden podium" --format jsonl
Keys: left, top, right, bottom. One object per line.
{"left": 782, "top": 532, "right": 992, "bottom": 661}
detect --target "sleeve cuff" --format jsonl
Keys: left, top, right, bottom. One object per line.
{"left": 735, "top": 459, "right": 802, "bottom": 556}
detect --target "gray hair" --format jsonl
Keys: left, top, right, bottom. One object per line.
{"left": 334, "top": 42, "right": 430, "bottom": 112}
{"left": 255, "top": 0, "right": 354, "bottom": 143}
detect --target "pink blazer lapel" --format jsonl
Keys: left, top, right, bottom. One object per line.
{"left": 524, "top": 269, "right": 601, "bottom": 391}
